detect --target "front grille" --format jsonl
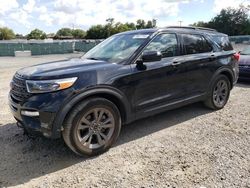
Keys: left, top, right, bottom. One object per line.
{"left": 10, "top": 73, "right": 32, "bottom": 103}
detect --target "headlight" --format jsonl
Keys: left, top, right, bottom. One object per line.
{"left": 26, "top": 77, "right": 77, "bottom": 93}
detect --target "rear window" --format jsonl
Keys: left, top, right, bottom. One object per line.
{"left": 182, "top": 34, "right": 213, "bottom": 55}
{"left": 211, "top": 36, "right": 233, "bottom": 51}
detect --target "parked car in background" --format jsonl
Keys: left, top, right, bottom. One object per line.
{"left": 239, "top": 46, "right": 250, "bottom": 81}
{"left": 9, "top": 26, "right": 239, "bottom": 156}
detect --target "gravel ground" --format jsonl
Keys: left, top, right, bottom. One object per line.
{"left": 0, "top": 54, "right": 249, "bottom": 188}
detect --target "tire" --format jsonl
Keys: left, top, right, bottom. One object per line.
{"left": 204, "top": 75, "right": 231, "bottom": 110}
{"left": 62, "top": 97, "right": 121, "bottom": 156}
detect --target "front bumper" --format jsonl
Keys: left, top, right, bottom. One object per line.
{"left": 9, "top": 94, "right": 57, "bottom": 138}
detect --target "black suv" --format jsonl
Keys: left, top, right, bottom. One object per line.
{"left": 9, "top": 27, "right": 239, "bottom": 156}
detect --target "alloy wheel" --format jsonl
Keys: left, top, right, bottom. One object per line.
{"left": 213, "top": 80, "right": 229, "bottom": 107}
{"left": 76, "top": 107, "right": 115, "bottom": 150}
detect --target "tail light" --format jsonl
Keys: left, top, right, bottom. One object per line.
{"left": 233, "top": 53, "right": 240, "bottom": 61}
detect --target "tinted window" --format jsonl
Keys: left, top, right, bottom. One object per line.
{"left": 143, "top": 33, "right": 178, "bottom": 58}
{"left": 182, "top": 34, "right": 213, "bottom": 54}
{"left": 211, "top": 36, "right": 233, "bottom": 51}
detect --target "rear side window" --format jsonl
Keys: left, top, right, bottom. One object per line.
{"left": 211, "top": 36, "right": 233, "bottom": 51}
{"left": 182, "top": 34, "right": 213, "bottom": 55}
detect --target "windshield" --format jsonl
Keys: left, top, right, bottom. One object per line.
{"left": 82, "top": 33, "right": 151, "bottom": 63}
{"left": 241, "top": 47, "right": 250, "bottom": 55}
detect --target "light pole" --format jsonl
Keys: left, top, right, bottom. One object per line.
{"left": 153, "top": 19, "right": 157, "bottom": 28}
{"left": 178, "top": 20, "right": 183, "bottom": 27}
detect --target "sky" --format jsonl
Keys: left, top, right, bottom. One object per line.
{"left": 0, "top": 0, "right": 249, "bottom": 35}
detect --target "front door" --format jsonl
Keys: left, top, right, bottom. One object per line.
{"left": 129, "top": 33, "right": 188, "bottom": 118}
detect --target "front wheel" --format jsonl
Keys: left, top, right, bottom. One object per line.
{"left": 62, "top": 98, "right": 121, "bottom": 156}
{"left": 204, "top": 75, "right": 231, "bottom": 110}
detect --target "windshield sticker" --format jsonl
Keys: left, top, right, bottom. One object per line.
{"left": 133, "top": 35, "right": 149, "bottom": 39}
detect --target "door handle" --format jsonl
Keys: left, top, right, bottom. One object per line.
{"left": 172, "top": 61, "right": 182, "bottom": 66}
{"left": 209, "top": 54, "right": 216, "bottom": 61}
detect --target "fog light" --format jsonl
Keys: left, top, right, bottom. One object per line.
{"left": 43, "top": 132, "right": 50, "bottom": 137}
{"left": 41, "top": 123, "right": 49, "bottom": 128}
{"left": 21, "top": 110, "right": 39, "bottom": 117}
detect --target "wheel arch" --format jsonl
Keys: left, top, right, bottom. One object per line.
{"left": 220, "top": 70, "right": 233, "bottom": 89}
{"left": 209, "top": 67, "right": 234, "bottom": 90}
{"left": 51, "top": 86, "right": 133, "bottom": 138}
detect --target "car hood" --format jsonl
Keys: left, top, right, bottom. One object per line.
{"left": 239, "top": 55, "right": 250, "bottom": 65}
{"left": 17, "top": 58, "right": 118, "bottom": 79}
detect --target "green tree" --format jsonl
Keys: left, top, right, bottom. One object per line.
{"left": 191, "top": 21, "right": 209, "bottom": 27}
{"left": 136, "top": 19, "right": 146, "bottom": 29}
{"left": 56, "top": 28, "right": 73, "bottom": 37}
{"left": 136, "top": 19, "right": 157, "bottom": 29}
{"left": 110, "top": 22, "right": 131, "bottom": 35}
{"left": 145, "top": 19, "right": 157, "bottom": 28}
{"left": 210, "top": 6, "right": 250, "bottom": 35}
{"left": 72, "top": 29, "right": 86, "bottom": 39}
{"left": 106, "top": 18, "right": 115, "bottom": 26}
{"left": 105, "top": 18, "right": 115, "bottom": 37}
{"left": 192, "top": 6, "right": 250, "bottom": 35}
{"left": 27, "top": 29, "right": 47, "bottom": 40}
{"left": 0, "top": 27, "right": 15, "bottom": 40}
{"left": 86, "top": 19, "right": 157, "bottom": 39}
{"left": 124, "top": 22, "right": 136, "bottom": 30}
{"left": 86, "top": 25, "right": 107, "bottom": 39}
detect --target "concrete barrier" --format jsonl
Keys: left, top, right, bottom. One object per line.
{"left": 14, "top": 51, "right": 31, "bottom": 57}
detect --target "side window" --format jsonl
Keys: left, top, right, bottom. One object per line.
{"left": 211, "top": 36, "right": 233, "bottom": 51}
{"left": 182, "top": 34, "right": 213, "bottom": 54}
{"left": 143, "top": 33, "right": 178, "bottom": 58}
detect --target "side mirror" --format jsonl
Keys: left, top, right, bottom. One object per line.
{"left": 141, "top": 51, "right": 162, "bottom": 62}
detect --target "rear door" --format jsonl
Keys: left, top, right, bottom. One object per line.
{"left": 179, "top": 33, "right": 217, "bottom": 96}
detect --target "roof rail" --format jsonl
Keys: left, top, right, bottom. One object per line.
{"left": 166, "top": 26, "right": 217, "bottom": 32}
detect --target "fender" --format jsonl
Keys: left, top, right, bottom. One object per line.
{"left": 208, "top": 66, "right": 235, "bottom": 92}
{"left": 51, "top": 85, "right": 133, "bottom": 138}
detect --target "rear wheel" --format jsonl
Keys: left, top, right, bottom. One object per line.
{"left": 204, "top": 75, "right": 230, "bottom": 110}
{"left": 62, "top": 98, "right": 121, "bottom": 156}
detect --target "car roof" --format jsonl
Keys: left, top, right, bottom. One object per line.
{"left": 118, "top": 26, "right": 228, "bottom": 37}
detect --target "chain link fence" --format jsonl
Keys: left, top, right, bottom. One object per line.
{"left": 0, "top": 36, "right": 249, "bottom": 57}
{"left": 229, "top": 35, "right": 250, "bottom": 52}
{"left": 0, "top": 39, "right": 103, "bottom": 56}
{"left": 229, "top": 35, "right": 250, "bottom": 44}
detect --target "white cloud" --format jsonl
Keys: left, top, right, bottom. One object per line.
{"left": 38, "top": 0, "right": 195, "bottom": 28}
{"left": 54, "top": 0, "right": 82, "bottom": 14}
{"left": 4, "top": 0, "right": 243, "bottom": 34}
{"left": 213, "top": 0, "right": 246, "bottom": 13}
{"left": 37, "top": 6, "right": 48, "bottom": 14}
{"left": 9, "top": 10, "right": 31, "bottom": 27}
{"left": 0, "top": 0, "right": 207, "bottom": 32}
{"left": 23, "top": 0, "right": 36, "bottom": 13}
{"left": 0, "top": 0, "right": 19, "bottom": 15}
{"left": 0, "top": 20, "right": 5, "bottom": 26}
{"left": 39, "top": 14, "right": 53, "bottom": 26}
{"left": 0, "top": 0, "right": 49, "bottom": 29}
